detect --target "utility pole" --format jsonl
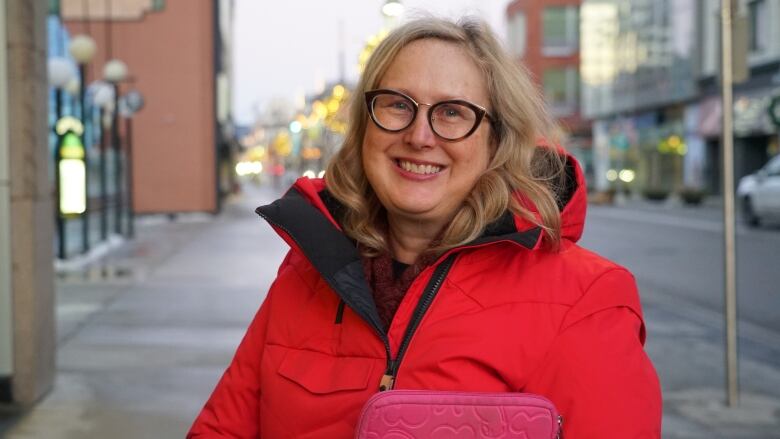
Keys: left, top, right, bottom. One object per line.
{"left": 720, "top": 0, "right": 739, "bottom": 408}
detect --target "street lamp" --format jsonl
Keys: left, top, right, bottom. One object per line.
{"left": 48, "top": 57, "right": 76, "bottom": 259}
{"left": 119, "top": 89, "right": 144, "bottom": 238}
{"left": 91, "top": 81, "right": 115, "bottom": 241}
{"left": 103, "top": 59, "right": 128, "bottom": 237}
{"left": 68, "top": 34, "right": 96, "bottom": 254}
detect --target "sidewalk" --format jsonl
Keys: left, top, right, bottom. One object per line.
{"left": 0, "top": 184, "right": 778, "bottom": 438}
{"left": 0, "top": 183, "right": 287, "bottom": 438}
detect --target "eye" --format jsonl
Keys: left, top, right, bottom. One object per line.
{"left": 377, "top": 96, "right": 412, "bottom": 112}
{"left": 391, "top": 101, "right": 409, "bottom": 111}
{"left": 435, "top": 103, "right": 467, "bottom": 120}
{"left": 444, "top": 107, "right": 461, "bottom": 118}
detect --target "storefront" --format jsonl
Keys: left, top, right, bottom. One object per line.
{"left": 697, "top": 88, "right": 780, "bottom": 194}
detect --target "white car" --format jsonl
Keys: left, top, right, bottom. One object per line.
{"left": 737, "top": 154, "right": 780, "bottom": 227}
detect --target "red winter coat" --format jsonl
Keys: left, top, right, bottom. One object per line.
{"left": 189, "top": 156, "right": 662, "bottom": 438}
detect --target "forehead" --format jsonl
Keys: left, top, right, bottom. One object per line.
{"left": 378, "top": 38, "right": 488, "bottom": 104}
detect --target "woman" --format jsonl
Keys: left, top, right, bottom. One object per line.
{"left": 189, "top": 17, "right": 661, "bottom": 438}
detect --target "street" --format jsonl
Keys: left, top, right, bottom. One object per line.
{"left": 583, "top": 201, "right": 780, "bottom": 334}
{"left": 1, "top": 185, "right": 779, "bottom": 438}
{"left": 583, "top": 200, "right": 780, "bottom": 437}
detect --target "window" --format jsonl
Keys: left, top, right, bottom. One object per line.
{"left": 507, "top": 11, "right": 528, "bottom": 58}
{"left": 543, "top": 6, "right": 579, "bottom": 56}
{"left": 48, "top": 0, "right": 60, "bottom": 15}
{"left": 748, "top": 0, "right": 768, "bottom": 53}
{"left": 765, "top": 155, "right": 780, "bottom": 176}
{"left": 152, "top": 0, "right": 166, "bottom": 11}
{"left": 543, "top": 67, "right": 579, "bottom": 116}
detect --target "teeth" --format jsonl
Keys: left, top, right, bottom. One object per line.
{"left": 399, "top": 160, "right": 441, "bottom": 175}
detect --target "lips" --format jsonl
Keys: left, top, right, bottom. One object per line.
{"left": 396, "top": 159, "right": 444, "bottom": 175}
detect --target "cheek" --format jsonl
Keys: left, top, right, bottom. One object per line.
{"left": 460, "top": 137, "right": 492, "bottom": 173}
{"left": 362, "top": 127, "right": 387, "bottom": 160}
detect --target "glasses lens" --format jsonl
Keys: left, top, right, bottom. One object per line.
{"left": 430, "top": 102, "right": 478, "bottom": 140}
{"left": 371, "top": 93, "right": 415, "bottom": 131}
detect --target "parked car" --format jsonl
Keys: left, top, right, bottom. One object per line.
{"left": 737, "top": 155, "right": 780, "bottom": 227}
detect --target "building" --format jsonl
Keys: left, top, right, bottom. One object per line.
{"left": 580, "top": 0, "right": 780, "bottom": 196}
{"left": 696, "top": 0, "right": 780, "bottom": 194}
{"left": 62, "top": 0, "right": 236, "bottom": 215}
{"left": 1, "top": 0, "right": 57, "bottom": 407}
{"left": 506, "top": 0, "right": 593, "bottom": 183}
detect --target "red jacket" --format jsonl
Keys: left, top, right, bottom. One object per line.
{"left": 189, "top": 157, "right": 662, "bottom": 438}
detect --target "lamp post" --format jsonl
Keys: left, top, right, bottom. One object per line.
{"left": 119, "top": 90, "right": 144, "bottom": 238}
{"left": 68, "top": 34, "right": 96, "bottom": 253}
{"left": 103, "top": 59, "right": 128, "bottom": 236}
{"left": 91, "top": 81, "right": 114, "bottom": 241}
{"left": 48, "top": 57, "right": 76, "bottom": 259}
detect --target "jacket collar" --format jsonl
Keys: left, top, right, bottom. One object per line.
{"left": 255, "top": 152, "right": 586, "bottom": 332}
{"left": 255, "top": 185, "right": 540, "bottom": 336}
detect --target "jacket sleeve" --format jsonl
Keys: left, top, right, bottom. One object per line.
{"left": 524, "top": 268, "right": 662, "bottom": 438}
{"left": 187, "top": 252, "right": 292, "bottom": 438}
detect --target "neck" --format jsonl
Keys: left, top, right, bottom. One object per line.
{"left": 387, "top": 214, "right": 444, "bottom": 264}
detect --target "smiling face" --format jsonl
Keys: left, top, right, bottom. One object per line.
{"left": 362, "top": 38, "right": 493, "bottom": 229}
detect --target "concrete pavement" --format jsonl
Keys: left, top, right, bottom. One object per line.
{"left": 0, "top": 185, "right": 779, "bottom": 438}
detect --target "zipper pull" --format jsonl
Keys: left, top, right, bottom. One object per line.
{"left": 379, "top": 374, "right": 395, "bottom": 391}
{"left": 556, "top": 415, "right": 564, "bottom": 438}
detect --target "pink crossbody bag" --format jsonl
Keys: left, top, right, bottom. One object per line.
{"left": 354, "top": 390, "right": 563, "bottom": 439}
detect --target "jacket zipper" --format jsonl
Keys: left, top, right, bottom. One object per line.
{"left": 557, "top": 415, "right": 564, "bottom": 438}
{"left": 258, "top": 209, "right": 457, "bottom": 392}
{"left": 379, "top": 254, "right": 457, "bottom": 391}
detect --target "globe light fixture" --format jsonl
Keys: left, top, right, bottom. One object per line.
{"left": 103, "top": 59, "right": 128, "bottom": 83}
{"left": 68, "top": 34, "right": 97, "bottom": 64}
{"left": 91, "top": 81, "right": 115, "bottom": 110}
{"left": 48, "top": 57, "right": 75, "bottom": 88}
{"left": 382, "top": 0, "right": 404, "bottom": 18}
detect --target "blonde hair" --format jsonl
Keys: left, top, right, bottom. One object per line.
{"left": 326, "top": 16, "right": 567, "bottom": 257}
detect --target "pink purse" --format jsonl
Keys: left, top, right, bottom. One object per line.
{"left": 355, "top": 390, "right": 562, "bottom": 439}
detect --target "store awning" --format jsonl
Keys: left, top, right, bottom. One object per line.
{"left": 698, "top": 89, "right": 779, "bottom": 138}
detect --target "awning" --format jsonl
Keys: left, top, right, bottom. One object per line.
{"left": 698, "top": 89, "right": 779, "bottom": 138}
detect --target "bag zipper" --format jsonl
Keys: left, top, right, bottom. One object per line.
{"left": 379, "top": 254, "right": 457, "bottom": 391}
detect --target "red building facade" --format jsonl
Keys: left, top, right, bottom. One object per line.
{"left": 506, "top": 0, "right": 591, "bottom": 176}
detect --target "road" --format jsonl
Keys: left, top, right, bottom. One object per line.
{"left": 582, "top": 201, "right": 780, "bottom": 336}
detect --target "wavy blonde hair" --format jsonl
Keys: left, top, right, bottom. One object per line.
{"left": 326, "top": 16, "right": 567, "bottom": 256}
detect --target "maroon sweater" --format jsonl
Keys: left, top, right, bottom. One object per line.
{"left": 361, "top": 252, "right": 435, "bottom": 329}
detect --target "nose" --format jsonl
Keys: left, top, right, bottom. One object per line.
{"left": 403, "top": 105, "right": 436, "bottom": 149}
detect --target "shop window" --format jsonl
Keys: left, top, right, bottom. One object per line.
{"left": 543, "top": 67, "right": 579, "bottom": 116}
{"left": 508, "top": 11, "right": 528, "bottom": 58}
{"left": 748, "top": 0, "right": 768, "bottom": 53}
{"left": 543, "top": 6, "right": 579, "bottom": 56}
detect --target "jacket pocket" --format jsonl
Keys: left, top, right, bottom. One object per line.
{"left": 277, "top": 349, "right": 375, "bottom": 394}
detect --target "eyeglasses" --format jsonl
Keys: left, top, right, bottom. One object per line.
{"left": 365, "top": 89, "right": 494, "bottom": 141}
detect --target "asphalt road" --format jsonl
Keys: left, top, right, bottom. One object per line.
{"left": 580, "top": 200, "right": 780, "bottom": 355}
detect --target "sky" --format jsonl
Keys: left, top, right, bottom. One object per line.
{"left": 233, "top": 0, "right": 509, "bottom": 125}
